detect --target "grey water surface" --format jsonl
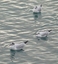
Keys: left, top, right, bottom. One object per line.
{"left": 0, "top": 0, "right": 58, "bottom": 64}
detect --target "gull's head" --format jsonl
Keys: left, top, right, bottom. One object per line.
{"left": 35, "top": 6, "right": 37, "bottom": 9}
{"left": 10, "top": 42, "right": 15, "bottom": 45}
{"left": 40, "top": 4, "right": 42, "bottom": 7}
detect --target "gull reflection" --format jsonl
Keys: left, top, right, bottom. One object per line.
{"left": 33, "top": 12, "right": 41, "bottom": 20}
{"left": 10, "top": 49, "right": 24, "bottom": 61}
{"left": 10, "top": 50, "right": 16, "bottom": 61}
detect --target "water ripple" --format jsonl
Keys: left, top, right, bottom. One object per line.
{"left": 0, "top": 0, "right": 58, "bottom": 64}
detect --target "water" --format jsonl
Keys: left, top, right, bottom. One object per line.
{"left": 0, "top": 0, "right": 58, "bottom": 64}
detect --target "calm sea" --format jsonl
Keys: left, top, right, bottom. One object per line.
{"left": 0, "top": 0, "right": 58, "bottom": 64}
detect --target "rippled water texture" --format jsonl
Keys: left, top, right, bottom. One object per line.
{"left": 0, "top": 0, "right": 58, "bottom": 64}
